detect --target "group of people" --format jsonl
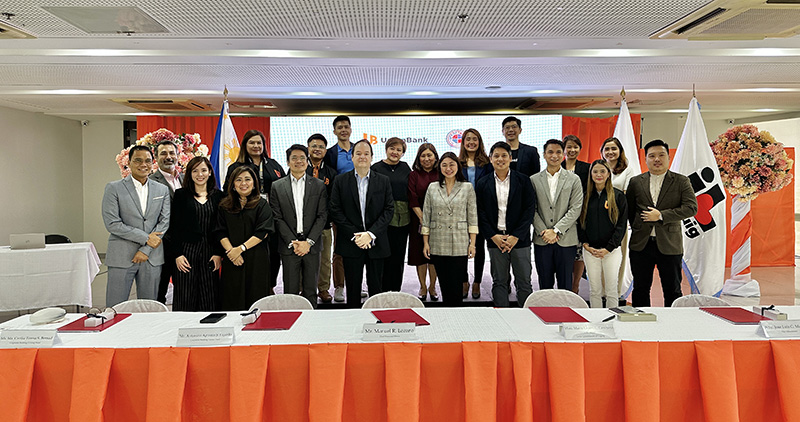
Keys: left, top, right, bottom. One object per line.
{"left": 101, "top": 115, "right": 698, "bottom": 312}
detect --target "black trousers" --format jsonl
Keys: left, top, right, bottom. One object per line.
{"left": 430, "top": 255, "right": 467, "bottom": 307}
{"left": 533, "top": 243, "right": 577, "bottom": 290}
{"left": 381, "top": 225, "right": 409, "bottom": 292}
{"left": 472, "top": 233, "right": 486, "bottom": 284}
{"left": 157, "top": 239, "right": 174, "bottom": 304}
{"left": 342, "top": 253, "right": 384, "bottom": 308}
{"left": 630, "top": 238, "right": 683, "bottom": 307}
{"left": 268, "top": 235, "right": 281, "bottom": 289}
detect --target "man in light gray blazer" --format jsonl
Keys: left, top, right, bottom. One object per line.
{"left": 148, "top": 140, "right": 184, "bottom": 303}
{"left": 270, "top": 145, "right": 328, "bottom": 308}
{"left": 530, "top": 139, "right": 584, "bottom": 291}
{"left": 102, "top": 145, "right": 171, "bottom": 307}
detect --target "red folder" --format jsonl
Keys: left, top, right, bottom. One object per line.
{"left": 371, "top": 309, "right": 430, "bottom": 326}
{"left": 241, "top": 311, "right": 302, "bottom": 330}
{"left": 529, "top": 307, "right": 589, "bottom": 324}
{"left": 701, "top": 307, "right": 769, "bottom": 325}
{"left": 58, "top": 313, "right": 132, "bottom": 332}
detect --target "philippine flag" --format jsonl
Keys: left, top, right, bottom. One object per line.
{"left": 210, "top": 100, "right": 239, "bottom": 190}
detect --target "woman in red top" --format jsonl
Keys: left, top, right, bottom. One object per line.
{"left": 407, "top": 143, "right": 440, "bottom": 301}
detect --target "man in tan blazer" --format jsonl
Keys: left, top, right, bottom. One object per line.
{"left": 627, "top": 139, "right": 698, "bottom": 307}
{"left": 530, "top": 139, "right": 584, "bottom": 291}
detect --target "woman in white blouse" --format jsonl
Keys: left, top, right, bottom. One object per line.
{"left": 422, "top": 152, "right": 478, "bottom": 306}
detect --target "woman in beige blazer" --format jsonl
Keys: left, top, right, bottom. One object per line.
{"left": 422, "top": 152, "right": 478, "bottom": 306}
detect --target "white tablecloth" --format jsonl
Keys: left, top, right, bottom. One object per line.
{"left": 0, "top": 242, "right": 100, "bottom": 311}
{"left": 2, "top": 305, "right": 797, "bottom": 348}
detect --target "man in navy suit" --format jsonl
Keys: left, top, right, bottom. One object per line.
{"left": 102, "top": 145, "right": 170, "bottom": 307}
{"left": 476, "top": 142, "right": 536, "bottom": 307}
{"left": 329, "top": 140, "right": 394, "bottom": 307}
{"left": 149, "top": 140, "right": 184, "bottom": 304}
{"left": 502, "top": 116, "right": 541, "bottom": 177}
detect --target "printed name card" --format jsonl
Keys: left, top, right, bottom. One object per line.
{"left": 177, "top": 326, "right": 235, "bottom": 346}
{"left": 361, "top": 323, "right": 417, "bottom": 341}
{"left": 560, "top": 323, "right": 617, "bottom": 340}
{"left": 0, "top": 329, "right": 57, "bottom": 348}
{"left": 757, "top": 320, "right": 800, "bottom": 339}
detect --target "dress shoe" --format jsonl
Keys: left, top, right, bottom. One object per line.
{"left": 472, "top": 283, "right": 481, "bottom": 299}
{"left": 333, "top": 287, "right": 345, "bottom": 302}
{"left": 361, "top": 288, "right": 368, "bottom": 298}
{"left": 463, "top": 282, "right": 469, "bottom": 299}
{"left": 318, "top": 291, "right": 332, "bottom": 303}
{"left": 418, "top": 287, "right": 427, "bottom": 301}
{"left": 429, "top": 287, "right": 439, "bottom": 302}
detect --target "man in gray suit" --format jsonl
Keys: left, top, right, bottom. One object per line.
{"left": 530, "top": 139, "right": 584, "bottom": 291}
{"left": 148, "top": 140, "right": 184, "bottom": 303}
{"left": 627, "top": 139, "right": 698, "bottom": 307}
{"left": 270, "top": 145, "right": 328, "bottom": 308}
{"left": 102, "top": 145, "right": 171, "bottom": 307}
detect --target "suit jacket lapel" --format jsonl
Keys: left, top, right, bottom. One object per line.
{"left": 552, "top": 171, "right": 568, "bottom": 205}
{"left": 536, "top": 173, "right": 553, "bottom": 208}
{"left": 123, "top": 176, "right": 145, "bottom": 217}
{"left": 656, "top": 171, "right": 675, "bottom": 206}
{"left": 283, "top": 181, "right": 298, "bottom": 232}
{"left": 642, "top": 172, "right": 655, "bottom": 207}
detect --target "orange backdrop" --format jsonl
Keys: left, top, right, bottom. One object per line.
{"left": 136, "top": 116, "right": 272, "bottom": 156}
{"left": 561, "top": 114, "right": 642, "bottom": 163}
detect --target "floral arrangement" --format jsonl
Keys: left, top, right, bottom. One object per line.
{"left": 115, "top": 128, "right": 208, "bottom": 178}
{"left": 711, "top": 124, "right": 793, "bottom": 202}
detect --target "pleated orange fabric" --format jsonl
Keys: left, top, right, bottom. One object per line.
{"left": 0, "top": 349, "right": 38, "bottom": 421}
{"left": 695, "top": 341, "right": 741, "bottom": 422}
{"left": 229, "top": 346, "right": 269, "bottom": 422}
{"left": 145, "top": 347, "right": 190, "bottom": 422}
{"left": 69, "top": 348, "right": 115, "bottom": 422}
{"left": 584, "top": 342, "right": 624, "bottom": 421}
{"left": 385, "top": 343, "right": 422, "bottom": 422}
{"left": 732, "top": 341, "right": 782, "bottom": 421}
{"left": 462, "top": 342, "right": 498, "bottom": 422}
{"left": 770, "top": 340, "right": 800, "bottom": 421}
{"left": 544, "top": 343, "right": 586, "bottom": 422}
{"left": 309, "top": 343, "right": 348, "bottom": 422}
{"left": 621, "top": 341, "right": 660, "bottom": 421}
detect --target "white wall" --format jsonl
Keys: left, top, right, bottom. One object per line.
{"left": 0, "top": 106, "right": 83, "bottom": 244}
{"left": 82, "top": 120, "right": 126, "bottom": 254}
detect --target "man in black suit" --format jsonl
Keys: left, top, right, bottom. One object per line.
{"left": 149, "top": 140, "right": 184, "bottom": 304}
{"left": 329, "top": 140, "right": 395, "bottom": 307}
{"left": 627, "top": 139, "right": 698, "bottom": 307}
{"left": 270, "top": 145, "right": 328, "bottom": 308}
{"left": 476, "top": 142, "right": 536, "bottom": 307}
{"left": 502, "top": 116, "right": 541, "bottom": 177}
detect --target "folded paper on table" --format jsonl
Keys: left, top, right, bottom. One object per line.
{"left": 241, "top": 311, "right": 301, "bottom": 330}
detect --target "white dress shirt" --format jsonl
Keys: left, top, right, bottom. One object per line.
{"left": 290, "top": 173, "right": 306, "bottom": 234}
{"left": 494, "top": 171, "right": 510, "bottom": 231}
{"left": 649, "top": 172, "right": 666, "bottom": 236}
{"left": 158, "top": 168, "right": 182, "bottom": 192}
{"left": 132, "top": 177, "right": 148, "bottom": 214}
{"left": 546, "top": 167, "right": 562, "bottom": 203}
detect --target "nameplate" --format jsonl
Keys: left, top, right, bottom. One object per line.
{"left": 0, "top": 329, "right": 57, "bottom": 348}
{"left": 757, "top": 320, "right": 800, "bottom": 339}
{"left": 361, "top": 323, "right": 417, "bottom": 341}
{"left": 177, "top": 326, "right": 235, "bottom": 346}
{"left": 560, "top": 323, "right": 617, "bottom": 340}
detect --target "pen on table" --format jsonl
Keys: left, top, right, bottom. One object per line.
{"left": 602, "top": 315, "right": 615, "bottom": 322}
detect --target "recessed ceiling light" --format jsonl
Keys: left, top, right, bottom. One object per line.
{"left": 293, "top": 92, "right": 323, "bottom": 96}
{"left": 753, "top": 108, "right": 779, "bottom": 112}
{"left": 485, "top": 86, "right": 502, "bottom": 90}
{"left": 408, "top": 91, "right": 437, "bottom": 96}
{"left": 530, "top": 89, "right": 560, "bottom": 94}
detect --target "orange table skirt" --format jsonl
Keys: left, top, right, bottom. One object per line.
{"left": 2, "top": 340, "right": 798, "bottom": 422}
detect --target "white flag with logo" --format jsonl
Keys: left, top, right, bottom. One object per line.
{"left": 670, "top": 97, "right": 727, "bottom": 296}
{"left": 612, "top": 98, "right": 641, "bottom": 299}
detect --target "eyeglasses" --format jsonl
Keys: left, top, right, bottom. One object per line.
{"left": 308, "top": 145, "right": 326, "bottom": 150}
{"left": 131, "top": 158, "right": 153, "bottom": 165}
{"left": 289, "top": 156, "right": 307, "bottom": 162}
{"left": 503, "top": 125, "right": 519, "bottom": 130}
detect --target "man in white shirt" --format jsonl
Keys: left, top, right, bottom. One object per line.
{"left": 102, "top": 145, "right": 170, "bottom": 306}
{"left": 149, "top": 140, "right": 184, "bottom": 303}
{"left": 530, "top": 139, "right": 584, "bottom": 290}
{"left": 270, "top": 145, "right": 328, "bottom": 308}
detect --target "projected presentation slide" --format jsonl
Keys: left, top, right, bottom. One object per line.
{"left": 269, "top": 115, "right": 562, "bottom": 171}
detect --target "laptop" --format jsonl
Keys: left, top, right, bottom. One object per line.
{"left": 9, "top": 233, "right": 46, "bottom": 250}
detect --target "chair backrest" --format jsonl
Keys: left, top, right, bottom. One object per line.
{"left": 362, "top": 292, "right": 425, "bottom": 309}
{"left": 671, "top": 294, "right": 730, "bottom": 307}
{"left": 113, "top": 299, "right": 169, "bottom": 313}
{"left": 45, "top": 234, "right": 71, "bottom": 244}
{"left": 523, "top": 289, "right": 589, "bottom": 308}
{"left": 249, "top": 294, "right": 314, "bottom": 311}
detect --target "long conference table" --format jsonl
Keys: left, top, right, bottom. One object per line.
{"left": 2, "top": 306, "right": 800, "bottom": 422}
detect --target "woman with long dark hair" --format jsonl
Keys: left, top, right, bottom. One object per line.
{"left": 167, "top": 157, "right": 225, "bottom": 311}
{"left": 458, "top": 128, "right": 492, "bottom": 299}
{"left": 578, "top": 160, "right": 628, "bottom": 308}
{"left": 422, "top": 152, "right": 478, "bottom": 306}
{"left": 214, "top": 166, "right": 274, "bottom": 310}
{"left": 407, "top": 143, "right": 440, "bottom": 301}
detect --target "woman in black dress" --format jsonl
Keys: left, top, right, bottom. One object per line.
{"left": 167, "top": 157, "right": 225, "bottom": 311}
{"left": 214, "top": 166, "right": 275, "bottom": 310}
{"left": 224, "top": 129, "right": 285, "bottom": 294}
{"left": 562, "top": 134, "right": 591, "bottom": 295}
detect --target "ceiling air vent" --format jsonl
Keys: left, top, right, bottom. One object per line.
{"left": 113, "top": 99, "right": 209, "bottom": 112}
{"left": 652, "top": 0, "right": 800, "bottom": 39}
{"left": 0, "top": 19, "right": 36, "bottom": 39}
{"left": 515, "top": 97, "right": 612, "bottom": 111}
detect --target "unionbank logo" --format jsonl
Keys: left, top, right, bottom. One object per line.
{"left": 682, "top": 167, "right": 725, "bottom": 239}
{"left": 445, "top": 130, "right": 463, "bottom": 149}
{"left": 362, "top": 133, "right": 379, "bottom": 145}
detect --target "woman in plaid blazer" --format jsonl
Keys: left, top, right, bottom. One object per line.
{"left": 421, "top": 152, "right": 479, "bottom": 306}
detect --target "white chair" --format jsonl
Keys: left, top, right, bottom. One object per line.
{"left": 362, "top": 292, "right": 425, "bottom": 309}
{"left": 523, "top": 289, "right": 589, "bottom": 308}
{"left": 671, "top": 294, "right": 730, "bottom": 307}
{"left": 249, "top": 294, "right": 314, "bottom": 311}
{"left": 113, "top": 299, "right": 169, "bottom": 313}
